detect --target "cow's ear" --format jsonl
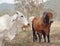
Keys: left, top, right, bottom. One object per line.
{"left": 16, "top": 12, "right": 18, "bottom": 14}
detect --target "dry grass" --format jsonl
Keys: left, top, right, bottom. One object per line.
{"left": 4, "top": 21, "right": 60, "bottom": 46}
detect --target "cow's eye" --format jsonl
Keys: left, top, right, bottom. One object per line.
{"left": 21, "top": 16, "right": 23, "bottom": 17}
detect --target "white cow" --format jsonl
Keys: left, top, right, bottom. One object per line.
{"left": 0, "top": 11, "right": 29, "bottom": 46}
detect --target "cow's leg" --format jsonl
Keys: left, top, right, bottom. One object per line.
{"left": 47, "top": 34, "right": 50, "bottom": 43}
{"left": 43, "top": 34, "right": 46, "bottom": 42}
{"left": 32, "top": 30, "right": 37, "bottom": 42}
{"left": 32, "top": 22, "right": 37, "bottom": 42}
{"left": 42, "top": 31, "right": 46, "bottom": 42}
{"left": 47, "top": 29, "right": 50, "bottom": 43}
{"left": 32, "top": 24, "right": 37, "bottom": 42}
{"left": 0, "top": 36, "right": 4, "bottom": 46}
{"left": 37, "top": 33, "right": 42, "bottom": 42}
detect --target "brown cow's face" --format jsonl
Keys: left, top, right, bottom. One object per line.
{"left": 43, "top": 12, "right": 53, "bottom": 24}
{"left": 47, "top": 12, "right": 53, "bottom": 23}
{"left": 47, "top": 12, "right": 53, "bottom": 20}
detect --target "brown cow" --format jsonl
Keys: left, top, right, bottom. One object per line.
{"left": 32, "top": 12, "right": 53, "bottom": 43}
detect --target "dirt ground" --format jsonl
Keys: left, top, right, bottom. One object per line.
{"left": 4, "top": 21, "right": 60, "bottom": 46}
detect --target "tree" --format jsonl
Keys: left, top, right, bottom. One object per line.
{"left": 14, "top": 0, "right": 44, "bottom": 19}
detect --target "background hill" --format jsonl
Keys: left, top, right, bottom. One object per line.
{"left": 0, "top": 3, "right": 15, "bottom": 15}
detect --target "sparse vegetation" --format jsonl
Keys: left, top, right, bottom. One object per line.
{"left": 3, "top": 21, "right": 60, "bottom": 46}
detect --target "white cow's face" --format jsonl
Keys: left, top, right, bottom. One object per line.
{"left": 16, "top": 11, "right": 29, "bottom": 26}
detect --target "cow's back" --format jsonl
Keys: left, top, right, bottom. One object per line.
{"left": 0, "top": 14, "right": 11, "bottom": 31}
